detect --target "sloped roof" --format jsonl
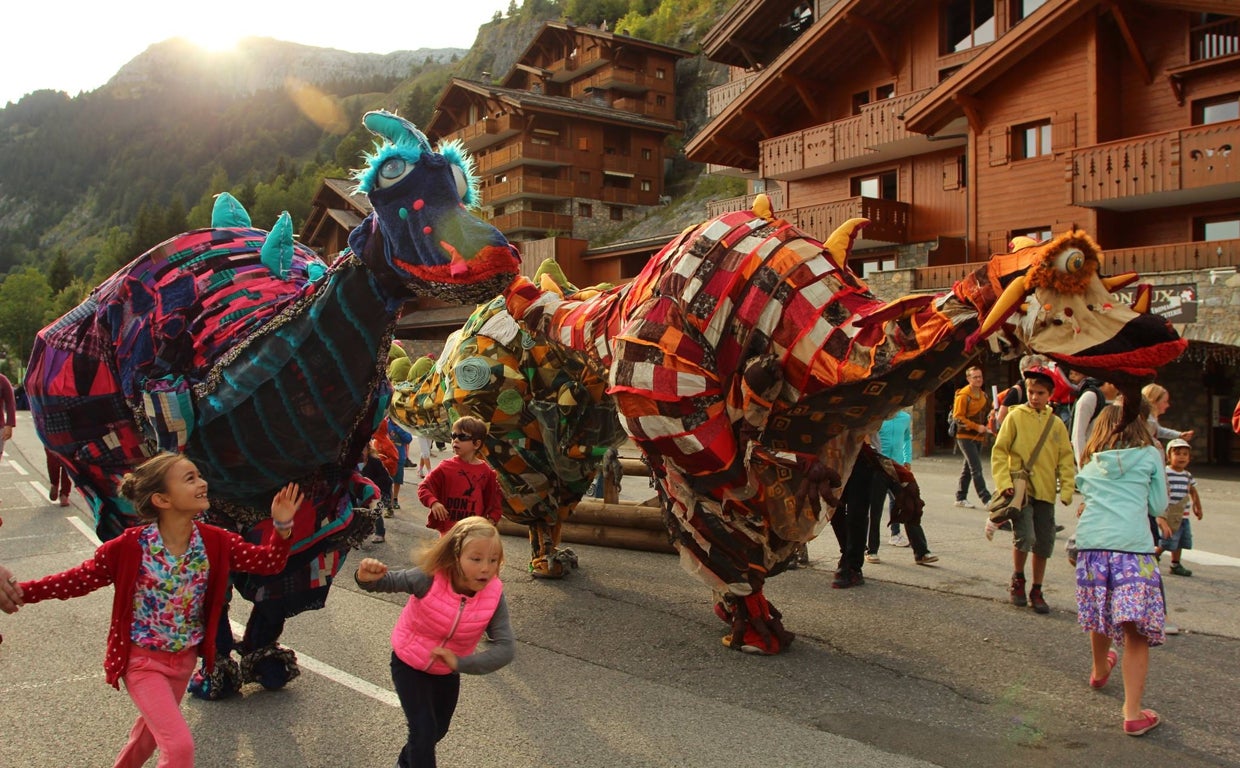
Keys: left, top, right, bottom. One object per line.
{"left": 510, "top": 20, "right": 693, "bottom": 74}
{"left": 903, "top": 0, "right": 1101, "bottom": 134}
{"left": 430, "top": 79, "right": 682, "bottom": 139}
{"left": 684, "top": 0, "right": 920, "bottom": 169}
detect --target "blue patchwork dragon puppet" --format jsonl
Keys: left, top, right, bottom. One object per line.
{"left": 24, "top": 111, "right": 519, "bottom": 695}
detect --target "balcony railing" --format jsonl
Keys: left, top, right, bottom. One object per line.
{"left": 759, "top": 89, "right": 933, "bottom": 179}
{"left": 705, "top": 188, "right": 786, "bottom": 218}
{"left": 1191, "top": 16, "right": 1239, "bottom": 61}
{"left": 912, "top": 238, "right": 1240, "bottom": 291}
{"left": 707, "top": 73, "right": 758, "bottom": 117}
{"left": 442, "top": 113, "right": 524, "bottom": 150}
{"left": 776, "top": 196, "right": 909, "bottom": 245}
{"left": 601, "top": 153, "right": 659, "bottom": 177}
{"left": 485, "top": 176, "right": 575, "bottom": 204}
{"left": 476, "top": 142, "right": 574, "bottom": 174}
{"left": 1068, "top": 119, "right": 1240, "bottom": 207}
{"left": 600, "top": 186, "right": 659, "bottom": 206}
{"left": 489, "top": 210, "right": 574, "bottom": 235}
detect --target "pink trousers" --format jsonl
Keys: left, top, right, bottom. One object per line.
{"left": 114, "top": 644, "right": 199, "bottom": 768}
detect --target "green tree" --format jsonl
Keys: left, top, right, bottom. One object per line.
{"left": 0, "top": 268, "right": 53, "bottom": 374}
{"left": 47, "top": 251, "right": 74, "bottom": 294}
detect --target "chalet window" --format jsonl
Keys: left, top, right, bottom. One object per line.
{"left": 852, "top": 90, "right": 871, "bottom": 114}
{"left": 943, "top": 154, "right": 966, "bottom": 190}
{"left": 943, "top": 0, "right": 996, "bottom": 54}
{"left": 1196, "top": 214, "right": 1240, "bottom": 241}
{"left": 531, "top": 135, "right": 551, "bottom": 146}
{"left": 610, "top": 206, "right": 624, "bottom": 221}
{"left": 493, "top": 206, "right": 506, "bottom": 217}
{"left": 1191, "top": 14, "right": 1240, "bottom": 62}
{"left": 1194, "top": 92, "right": 1240, "bottom": 125}
{"left": 640, "top": 179, "right": 652, "bottom": 192}
{"left": 1013, "top": 120, "right": 1052, "bottom": 159}
{"left": 1010, "top": 226, "right": 1052, "bottom": 247}
{"left": 578, "top": 203, "right": 593, "bottom": 218}
{"left": 656, "top": 94, "right": 667, "bottom": 107}
{"left": 578, "top": 137, "right": 590, "bottom": 151}
{"left": 858, "top": 256, "right": 897, "bottom": 278}
{"left": 641, "top": 148, "right": 652, "bottom": 160}
{"left": 1010, "top": 0, "right": 1046, "bottom": 23}
{"left": 875, "top": 83, "right": 896, "bottom": 100}
{"left": 851, "top": 170, "right": 897, "bottom": 200}
{"left": 579, "top": 170, "right": 591, "bottom": 185}
{"left": 656, "top": 68, "right": 666, "bottom": 80}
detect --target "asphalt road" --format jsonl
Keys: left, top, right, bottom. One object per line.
{"left": 1, "top": 424, "right": 1237, "bottom": 768}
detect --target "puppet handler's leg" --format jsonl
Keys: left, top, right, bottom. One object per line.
{"left": 529, "top": 518, "right": 578, "bottom": 578}
{"left": 188, "top": 592, "right": 242, "bottom": 700}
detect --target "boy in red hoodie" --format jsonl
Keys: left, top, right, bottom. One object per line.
{"left": 418, "top": 416, "right": 503, "bottom": 534}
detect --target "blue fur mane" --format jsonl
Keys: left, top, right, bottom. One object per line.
{"left": 351, "top": 135, "right": 481, "bottom": 208}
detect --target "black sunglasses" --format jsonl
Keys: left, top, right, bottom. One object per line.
{"left": 450, "top": 433, "right": 479, "bottom": 442}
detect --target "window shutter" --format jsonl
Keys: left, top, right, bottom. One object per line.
{"left": 1051, "top": 112, "right": 1076, "bottom": 154}
{"left": 988, "top": 127, "right": 1010, "bottom": 166}
{"left": 942, "top": 157, "right": 961, "bottom": 190}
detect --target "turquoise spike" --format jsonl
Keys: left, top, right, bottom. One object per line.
{"left": 306, "top": 261, "right": 327, "bottom": 282}
{"left": 363, "top": 110, "right": 431, "bottom": 153}
{"left": 260, "top": 211, "right": 294, "bottom": 279}
{"left": 211, "top": 192, "right": 252, "bottom": 228}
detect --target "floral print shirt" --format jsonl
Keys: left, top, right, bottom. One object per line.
{"left": 130, "top": 524, "right": 210, "bottom": 651}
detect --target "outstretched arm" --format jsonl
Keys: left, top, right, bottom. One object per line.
{"left": 0, "top": 564, "right": 23, "bottom": 613}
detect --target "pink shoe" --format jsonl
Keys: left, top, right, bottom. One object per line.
{"left": 1124, "top": 709, "right": 1161, "bottom": 736}
{"left": 58, "top": 494, "right": 70, "bottom": 507}
{"left": 1089, "top": 649, "right": 1117, "bottom": 689}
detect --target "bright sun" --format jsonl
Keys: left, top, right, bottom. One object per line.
{"left": 180, "top": 27, "right": 244, "bottom": 53}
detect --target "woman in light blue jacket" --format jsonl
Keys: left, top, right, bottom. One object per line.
{"left": 1074, "top": 404, "right": 1173, "bottom": 737}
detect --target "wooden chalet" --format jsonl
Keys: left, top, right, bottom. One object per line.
{"left": 426, "top": 21, "right": 690, "bottom": 242}
{"left": 689, "top": 0, "right": 1240, "bottom": 460}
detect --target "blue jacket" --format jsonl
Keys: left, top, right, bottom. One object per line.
{"left": 876, "top": 411, "right": 912, "bottom": 464}
{"left": 1074, "top": 445, "right": 1167, "bottom": 553}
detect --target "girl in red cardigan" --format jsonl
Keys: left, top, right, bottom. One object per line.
{"left": 14, "top": 453, "right": 302, "bottom": 768}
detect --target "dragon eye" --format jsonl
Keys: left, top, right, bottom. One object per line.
{"left": 377, "top": 157, "right": 411, "bottom": 189}
{"left": 450, "top": 164, "right": 469, "bottom": 200}
{"left": 1054, "top": 247, "right": 1086, "bottom": 274}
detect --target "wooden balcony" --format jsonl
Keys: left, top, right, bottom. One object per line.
{"left": 476, "top": 142, "right": 574, "bottom": 175}
{"left": 485, "top": 176, "right": 575, "bottom": 205}
{"left": 776, "top": 196, "right": 909, "bottom": 246}
{"left": 707, "top": 73, "right": 758, "bottom": 117}
{"left": 912, "top": 238, "right": 1240, "bottom": 291}
{"left": 1068, "top": 119, "right": 1240, "bottom": 210}
{"left": 600, "top": 186, "right": 659, "bottom": 206}
{"left": 705, "top": 188, "right": 786, "bottom": 218}
{"left": 572, "top": 67, "right": 653, "bottom": 95}
{"left": 760, "top": 89, "right": 939, "bottom": 180}
{"left": 441, "top": 113, "right": 524, "bottom": 152}
{"left": 489, "top": 210, "right": 574, "bottom": 236}
{"left": 601, "top": 153, "right": 659, "bottom": 177}
{"left": 550, "top": 44, "right": 611, "bottom": 80}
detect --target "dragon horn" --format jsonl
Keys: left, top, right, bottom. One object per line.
{"left": 1131, "top": 284, "right": 1152, "bottom": 314}
{"left": 1101, "top": 272, "right": 1139, "bottom": 292}
{"left": 823, "top": 218, "right": 870, "bottom": 272}
{"left": 362, "top": 110, "right": 432, "bottom": 153}
{"left": 976, "top": 275, "right": 1029, "bottom": 339}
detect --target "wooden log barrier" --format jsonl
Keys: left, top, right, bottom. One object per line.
{"left": 497, "top": 501, "right": 675, "bottom": 554}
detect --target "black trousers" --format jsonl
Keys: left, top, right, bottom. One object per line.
{"left": 832, "top": 460, "right": 880, "bottom": 572}
{"left": 391, "top": 652, "right": 460, "bottom": 768}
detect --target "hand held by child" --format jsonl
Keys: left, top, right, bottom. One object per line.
{"left": 356, "top": 557, "right": 388, "bottom": 582}
{"left": 270, "top": 483, "right": 304, "bottom": 538}
{"left": 430, "top": 647, "right": 459, "bottom": 671}
{"left": 429, "top": 502, "right": 448, "bottom": 520}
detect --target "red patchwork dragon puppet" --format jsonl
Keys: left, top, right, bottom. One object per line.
{"left": 392, "top": 195, "right": 1185, "bottom": 654}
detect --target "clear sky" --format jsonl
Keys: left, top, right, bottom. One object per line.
{"left": 1, "top": 1, "right": 512, "bottom": 105}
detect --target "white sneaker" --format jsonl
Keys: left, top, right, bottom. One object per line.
{"left": 984, "top": 520, "right": 999, "bottom": 541}
{"left": 1164, "top": 624, "right": 1180, "bottom": 636}
{"left": 889, "top": 533, "right": 910, "bottom": 548}
{"left": 864, "top": 553, "right": 881, "bottom": 564}
{"left": 954, "top": 500, "right": 975, "bottom": 508}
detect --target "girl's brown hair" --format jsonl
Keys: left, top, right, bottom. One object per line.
{"left": 416, "top": 516, "right": 504, "bottom": 577}
{"left": 117, "top": 453, "right": 187, "bottom": 521}
{"left": 1080, "top": 404, "right": 1153, "bottom": 465}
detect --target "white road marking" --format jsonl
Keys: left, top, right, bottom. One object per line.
{"left": 5, "top": 458, "right": 29, "bottom": 476}
{"left": 64, "top": 514, "right": 400, "bottom": 708}
{"left": 1181, "top": 549, "right": 1240, "bottom": 568}
{"left": 28, "top": 480, "right": 49, "bottom": 498}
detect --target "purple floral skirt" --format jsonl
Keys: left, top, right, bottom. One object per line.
{"left": 1075, "top": 550, "right": 1166, "bottom": 647}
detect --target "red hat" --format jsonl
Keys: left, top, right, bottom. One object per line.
{"left": 1023, "top": 366, "right": 1056, "bottom": 390}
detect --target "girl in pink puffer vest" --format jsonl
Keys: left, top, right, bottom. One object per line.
{"left": 356, "top": 516, "right": 514, "bottom": 768}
